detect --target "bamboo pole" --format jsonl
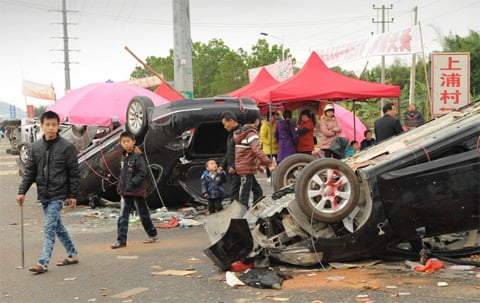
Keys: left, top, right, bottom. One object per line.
{"left": 124, "top": 46, "right": 184, "bottom": 97}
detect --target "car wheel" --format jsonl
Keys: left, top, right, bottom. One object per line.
{"left": 126, "top": 96, "right": 154, "bottom": 142}
{"left": 18, "top": 143, "right": 30, "bottom": 166}
{"left": 295, "top": 158, "right": 360, "bottom": 223}
{"left": 272, "top": 154, "right": 316, "bottom": 191}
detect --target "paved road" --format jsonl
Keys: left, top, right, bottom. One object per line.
{"left": 0, "top": 140, "right": 479, "bottom": 303}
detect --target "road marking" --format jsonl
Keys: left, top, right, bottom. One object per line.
{"left": 0, "top": 170, "right": 19, "bottom": 176}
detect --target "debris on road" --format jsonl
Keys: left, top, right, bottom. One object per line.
{"left": 226, "top": 271, "right": 245, "bottom": 287}
{"left": 414, "top": 258, "right": 444, "bottom": 273}
{"left": 111, "top": 287, "right": 149, "bottom": 299}
{"left": 151, "top": 269, "right": 196, "bottom": 276}
{"left": 239, "top": 268, "right": 293, "bottom": 289}
{"left": 116, "top": 255, "right": 139, "bottom": 260}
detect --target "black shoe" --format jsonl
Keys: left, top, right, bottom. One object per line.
{"left": 111, "top": 241, "right": 126, "bottom": 249}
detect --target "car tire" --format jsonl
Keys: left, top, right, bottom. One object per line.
{"left": 294, "top": 158, "right": 360, "bottom": 223}
{"left": 18, "top": 143, "right": 30, "bottom": 166}
{"left": 272, "top": 153, "right": 316, "bottom": 191}
{"left": 126, "top": 96, "right": 154, "bottom": 143}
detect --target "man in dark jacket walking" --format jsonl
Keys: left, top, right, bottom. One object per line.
{"left": 374, "top": 102, "right": 404, "bottom": 143}
{"left": 219, "top": 111, "right": 240, "bottom": 199}
{"left": 17, "top": 111, "right": 80, "bottom": 274}
{"left": 111, "top": 131, "right": 158, "bottom": 249}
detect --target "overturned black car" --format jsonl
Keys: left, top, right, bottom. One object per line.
{"left": 204, "top": 100, "right": 480, "bottom": 269}
{"left": 68, "top": 97, "right": 258, "bottom": 208}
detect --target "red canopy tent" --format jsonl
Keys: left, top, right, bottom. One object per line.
{"left": 252, "top": 51, "right": 401, "bottom": 104}
{"left": 227, "top": 67, "right": 279, "bottom": 98}
{"left": 154, "top": 82, "right": 184, "bottom": 101}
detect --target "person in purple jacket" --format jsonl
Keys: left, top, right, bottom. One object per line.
{"left": 274, "top": 110, "right": 298, "bottom": 163}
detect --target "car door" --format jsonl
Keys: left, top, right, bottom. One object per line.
{"left": 177, "top": 121, "right": 231, "bottom": 202}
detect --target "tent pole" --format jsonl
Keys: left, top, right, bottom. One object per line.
{"left": 353, "top": 100, "right": 357, "bottom": 141}
{"left": 269, "top": 102, "right": 273, "bottom": 161}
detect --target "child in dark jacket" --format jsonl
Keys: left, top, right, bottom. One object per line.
{"left": 111, "top": 131, "right": 158, "bottom": 249}
{"left": 201, "top": 159, "right": 227, "bottom": 214}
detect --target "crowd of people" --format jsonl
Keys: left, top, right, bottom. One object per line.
{"left": 15, "top": 101, "right": 418, "bottom": 273}
{"left": 209, "top": 101, "right": 414, "bottom": 211}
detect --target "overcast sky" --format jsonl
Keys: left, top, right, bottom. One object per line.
{"left": 1, "top": 0, "right": 478, "bottom": 110}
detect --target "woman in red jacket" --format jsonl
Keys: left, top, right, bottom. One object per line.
{"left": 296, "top": 109, "right": 316, "bottom": 155}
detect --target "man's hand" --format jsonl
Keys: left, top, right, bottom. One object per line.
{"left": 217, "top": 167, "right": 224, "bottom": 174}
{"left": 228, "top": 167, "right": 236, "bottom": 174}
{"left": 268, "top": 164, "right": 276, "bottom": 173}
{"left": 16, "top": 194, "right": 25, "bottom": 206}
{"left": 66, "top": 198, "right": 77, "bottom": 209}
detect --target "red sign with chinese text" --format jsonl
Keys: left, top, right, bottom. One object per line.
{"left": 431, "top": 53, "right": 470, "bottom": 117}
{"left": 26, "top": 105, "right": 35, "bottom": 118}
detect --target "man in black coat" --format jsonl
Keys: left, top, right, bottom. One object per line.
{"left": 374, "top": 102, "right": 404, "bottom": 143}
{"left": 17, "top": 111, "right": 80, "bottom": 273}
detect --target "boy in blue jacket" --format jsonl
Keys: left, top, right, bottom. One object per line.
{"left": 201, "top": 159, "right": 226, "bottom": 214}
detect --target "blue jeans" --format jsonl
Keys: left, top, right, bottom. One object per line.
{"left": 117, "top": 196, "right": 157, "bottom": 244}
{"left": 238, "top": 175, "right": 263, "bottom": 207}
{"left": 39, "top": 200, "right": 78, "bottom": 267}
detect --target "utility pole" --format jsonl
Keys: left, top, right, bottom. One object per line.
{"left": 409, "top": 6, "right": 418, "bottom": 105}
{"left": 372, "top": 4, "right": 394, "bottom": 108}
{"left": 172, "top": 0, "right": 194, "bottom": 98}
{"left": 51, "top": 0, "right": 78, "bottom": 92}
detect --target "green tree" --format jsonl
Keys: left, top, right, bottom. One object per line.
{"left": 248, "top": 39, "right": 291, "bottom": 68}
{"left": 442, "top": 30, "right": 480, "bottom": 99}
{"left": 34, "top": 105, "right": 48, "bottom": 117}
{"left": 130, "top": 50, "right": 174, "bottom": 84}
{"left": 192, "top": 39, "right": 246, "bottom": 97}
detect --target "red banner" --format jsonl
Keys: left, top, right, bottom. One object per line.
{"left": 248, "top": 59, "right": 294, "bottom": 82}
{"left": 317, "top": 25, "right": 421, "bottom": 67}
{"left": 125, "top": 76, "right": 163, "bottom": 88}
{"left": 22, "top": 80, "right": 56, "bottom": 100}
{"left": 26, "top": 105, "right": 35, "bottom": 118}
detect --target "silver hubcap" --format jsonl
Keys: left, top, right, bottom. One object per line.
{"left": 307, "top": 168, "right": 352, "bottom": 215}
{"left": 127, "top": 102, "right": 144, "bottom": 133}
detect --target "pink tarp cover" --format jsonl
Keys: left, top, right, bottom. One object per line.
{"left": 252, "top": 52, "right": 401, "bottom": 103}
{"left": 48, "top": 81, "right": 169, "bottom": 126}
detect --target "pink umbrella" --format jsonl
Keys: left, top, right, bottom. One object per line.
{"left": 47, "top": 81, "right": 169, "bottom": 126}
{"left": 332, "top": 104, "right": 367, "bottom": 143}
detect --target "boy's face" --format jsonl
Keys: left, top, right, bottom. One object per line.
{"left": 353, "top": 142, "right": 360, "bottom": 151}
{"left": 41, "top": 118, "right": 59, "bottom": 140}
{"left": 206, "top": 160, "right": 217, "bottom": 171}
{"left": 120, "top": 136, "right": 136, "bottom": 153}
{"left": 365, "top": 132, "right": 372, "bottom": 140}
